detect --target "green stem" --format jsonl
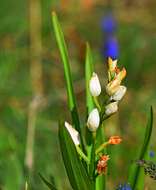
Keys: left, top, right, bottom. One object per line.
{"left": 76, "top": 146, "right": 90, "bottom": 164}
{"left": 96, "top": 142, "right": 109, "bottom": 155}
{"left": 93, "top": 97, "right": 101, "bottom": 112}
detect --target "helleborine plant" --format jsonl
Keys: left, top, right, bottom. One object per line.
{"left": 105, "top": 102, "right": 118, "bottom": 116}
{"left": 65, "top": 122, "right": 80, "bottom": 146}
{"left": 40, "top": 12, "right": 154, "bottom": 190}
{"left": 110, "top": 85, "right": 127, "bottom": 101}
{"left": 87, "top": 108, "right": 100, "bottom": 132}
{"left": 89, "top": 72, "right": 101, "bottom": 97}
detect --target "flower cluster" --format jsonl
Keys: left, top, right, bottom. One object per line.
{"left": 97, "top": 155, "right": 110, "bottom": 175}
{"left": 101, "top": 13, "right": 119, "bottom": 60}
{"left": 105, "top": 57, "right": 127, "bottom": 116}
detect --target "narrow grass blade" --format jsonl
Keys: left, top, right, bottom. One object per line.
{"left": 128, "top": 106, "right": 153, "bottom": 190}
{"left": 85, "top": 42, "right": 94, "bottom": 114}
{"left": 85, "top": 43, "right": 94, "bottom": 148}
{"left": 52, "top": 12, "right": 80, "bottom": 133}
{"left": 59, "top": 121, "right": 93, "bottom": 190}
{"left": 39, "top": 173, "right": 58, "bottom": 190}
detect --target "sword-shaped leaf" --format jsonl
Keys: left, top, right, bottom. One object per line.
{"left": 59, "top": 121, "right": 93, "bottom": 190}
{"left": 52, "top": 12, "right": 81, "bottom": 135}
{"left": 128, "top": 106, "right": 153, "bottom": 190}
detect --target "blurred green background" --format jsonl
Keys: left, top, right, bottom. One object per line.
{"left": 0, "top": 0, "right": 156, "bottom": 189}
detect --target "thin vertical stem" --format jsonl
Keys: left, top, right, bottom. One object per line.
{"left": 25, "top": 0, "right": 43, "bottom": 174}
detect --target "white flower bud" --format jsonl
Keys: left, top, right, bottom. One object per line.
{"left": 105, "top": 102, "right": 118, "bottom": 116}
{"left": 87, "top": 108, "right": 100, "bottom": 132}
{"left": 110, "top": 85, "right": 127, "bottom": 101}
{"left": 89, "top": 72, "right": 101, "bottom": 97}
{"left": 105, "top": 78, "right": 120, "bottom": 96}
{"left": 65, "top": 122, "right": 80, "bottom": 145}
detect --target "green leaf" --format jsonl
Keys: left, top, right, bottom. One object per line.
{"left": 59, "top": 121, "right": 93, "bottom": 190}
{"left": 39, "top": 173, "right": 58, "bottom": 190}
{"left": 85, "top": 42, "right": 94, "bottom": 115}
{"left": 128, "top": 106, "right": 153, "bottom": 190}
{"left": 85, "top": 43, "right": 94, "bottom": 147}
{"left": 52, "top": 12, "right": 80, "bottom": 133}
{"left": 89, "top": 142, "right": 96, "bottom": 190}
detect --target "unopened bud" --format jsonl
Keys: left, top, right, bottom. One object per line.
{"left": 105, "top": 79, "right": 120, "bottom": 96}
{"left": 87, "top": 108, "right": 100, "bottom": 132}
{"left": 116, "top": 67, "right": 126, "bottom": 81}
{"left": 89, "top": 72, "right": 101, "bottom": 97}
{"left": 110, "top": 85, "right": 127, "bottom": 101}
{"left": 65, "top": 122, "right": 80, "bottom": 145}
{"left": 105, "top": 102, "right": 118, "bottom": 116}
{"left": 108, "top": 136, "right": 122, "bottom": 145}
{"left": 108, "top": 57, "right": 117, "bottom": 72}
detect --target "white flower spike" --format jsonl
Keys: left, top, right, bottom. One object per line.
{"left": 65, "top": 122, "right": 80, "bottom": 145}
{"left": 105, "top": 102, "right": 118, "bottom": 116}
{"left": 110, "top": 85, "right": 127, "bottom": 101}
{"left": 89, "top": 72, "right": 101, "bottom": 97}
{"left": 87, "top": 108, "right": 100, "bottom": 132}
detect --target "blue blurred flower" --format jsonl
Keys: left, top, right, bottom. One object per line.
{"left": 149, "top": 150, "right": 155, "bottom": 158}
{"left": 101, "top": 13, "right": 117, "bottom": 34}
{"left": 102, "top": 36, "right": 119, "bottom": 60}
{"left": 101, "top": 12, "right": 119, "bottom": 60}
{"left": 116, "top": 184, "right": 132, "bottom": 190}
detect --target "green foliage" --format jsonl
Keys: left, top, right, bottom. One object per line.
{"left": 85, "top": 42, "right": 94, "bottom": 115}
{"left": 59, "top": 121, "right": 93, "bottom": 190}
{"left": 39, "top": 173, "right": 58, "bottom": 190}
{"left": 128, "top": 106, "right": 153, "bottom": 190}
{"left": 52, "top": 12, "right": 84, "bottom": 149}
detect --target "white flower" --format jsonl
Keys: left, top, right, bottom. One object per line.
{"left": 110, "top": 85, "right": 127, "bottom": 101}
{"left": 89, "top": 72, "right": 101, "bottom": 97}
{"left": 65, "top": 122, "right": 80, "bottom": 145}
{"left": 87, "top": 108, "right": 100, "bottom": 132}
{"left": 105, "top": 102, "right": 118, "bottom": 116}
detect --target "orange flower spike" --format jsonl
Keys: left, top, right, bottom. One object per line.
{"left": 97, "top": 155, "right": 110, "bottom": 175}
{"left": 108, "top": 136, "right": 122, "bottom": 145}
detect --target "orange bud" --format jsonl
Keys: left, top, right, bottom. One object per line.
{"left": 97, "top": 155, "right": 110, "bottom": 175}
{"left": 108, "top": 136, "right": 122, "bottom": 145}
{"left": 116, "top": 67, "right": 127, "bottom": 81}
{"left": 108, "top": 57, "right": 117, "bottom": 72}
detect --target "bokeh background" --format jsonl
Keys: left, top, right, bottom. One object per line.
{"left": 0, "top": 0, "right": 156, "bottom": 189}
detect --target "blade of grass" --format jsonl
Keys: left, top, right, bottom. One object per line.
{"left": 52, "top": 12, "right": 84, "bottom": 148}
{"left": 85, "top": 42, "right": 94, "bottom": 147}
{"left": 39, "top": 173, "right": 58, "bottom": 190}
{"left": 85, "top": 43, "right": 95, "bottom": 186}
{"left": 85, "top": 42, "right": 94, "bottom": 114}
{"left": 128, "top": 106, "right": 153, "bottom": 190}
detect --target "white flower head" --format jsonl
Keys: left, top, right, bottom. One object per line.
{"left": 105, "top": 102, "right": 118, "bottom": 116}
{"left": 65, "top": 122, "right": 80, "bottom": 145}
{"left": 87, "top": 108, "right": 100, "bottom": 132}
{"left": 89, "top": 72, "right": 101, "bottom": 97}
{"left": 110, "top": 85, "right": 127, "bottom": 101}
